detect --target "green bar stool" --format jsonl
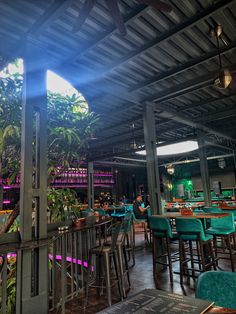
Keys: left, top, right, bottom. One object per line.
{"left": 149, "top": 216, "right": 178, "bottom": 284}
{"left": 206, "top": 212, "right": 235, "bottom": 272}
{"left": 196, "top": 271, "right": 236, "bottom": 309}
{"left": 176, "top": 218, "right": 216, "bottom": 285}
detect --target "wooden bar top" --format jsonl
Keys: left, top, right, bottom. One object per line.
{"left": 154, "top": 212, "right": 230, "bottom": 219}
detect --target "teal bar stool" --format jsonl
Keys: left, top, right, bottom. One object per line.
{"left": 176, "top": 218, "right": 216, "bottom": 285}
{"left": 115, "top": 213, "right": 133, "bottom": 298}
{"left": 196, "top": 271, "right": 236, "bottom": 309}
{"left": 149, "top": 216, "right": 178, "bottom": 283}
{"left": 132, "top": 211, "right": 149, "bottom": 246}
{"left": 206, "top": 212, "right": 235, "bottom": 272}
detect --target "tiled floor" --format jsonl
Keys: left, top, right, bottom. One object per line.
{"left": 62, "top": 234, "right": 234, "bottom": 313}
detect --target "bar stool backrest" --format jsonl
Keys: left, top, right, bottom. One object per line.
{"left": 203, "top": 207, "right": 222, "bottom": 213}
{"left": 176, "top": 218, "right": 207, "bottom": 241}
{"left": 149, "top": 216, "right": 173, "bottom": 238}
{"left": 210, "top": 211, "right": 235, "bottom": 231}
{"left": 106, "top": 222, "right": 122, "bottom": 250}
{"left": 120, "top": 213, "right": 132, "bottom": 243}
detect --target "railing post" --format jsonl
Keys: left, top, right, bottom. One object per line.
{"left": 88, "top": 161, "right": 94, "bottom": 209}
{"left": 16, "top": 40, "right": 48, "bottom": 314}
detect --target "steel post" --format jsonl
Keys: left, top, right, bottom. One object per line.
{"left": 143, "top": 103, "right": 162, "bottom": 214}
{"left": 197, "top": 135, "right": 212, "bottom": 207}
{"left": 16, "top": 41, "right": 48, "bottom": 314}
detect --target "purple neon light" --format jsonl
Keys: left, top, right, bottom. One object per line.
{"left": 3, "top": 200, "right": 11, "bottom": 204}
{"left": 1, "top": 253, "right": 93, "bottom": 270}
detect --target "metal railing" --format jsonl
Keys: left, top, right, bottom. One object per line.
{"left": 0, "top": 217, "right": 112, "bottom": 314}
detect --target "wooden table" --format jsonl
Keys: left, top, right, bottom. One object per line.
{"left": 219, "top": 206, "right": 236, "bottom": 211}
{"left": 155, "top": 212, "right": 229, "bottom": 219}
{"left": 98, "top": 289, "right": 236, "bottom": 313}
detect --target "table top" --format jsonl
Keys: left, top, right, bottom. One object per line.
{"left": 98, "top": 289, "right": 236, "bottom": 314}
{"left": 219, "top": 206, "right": 236, "bottom": 210}
{"left": 155, "top": 212, "right": 230, "bottom": 219}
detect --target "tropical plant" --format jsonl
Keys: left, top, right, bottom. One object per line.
{"left": 0, "top": 60, "right": 100, "bottom": 230}
{"left": 0, "top": 70, "right": 22, "bottom": 209}
{"left": 47, "top": 187, "right": 79, "bottom": 222}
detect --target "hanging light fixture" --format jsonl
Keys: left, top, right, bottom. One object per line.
{"left": 213, "top": 25, "right": 232, "bottom": 89}
{"left": 130, "top": 123, "right": 138, "bottom": 150}
{"left": 166, "top": 164, "right": 175, "bottom": 175}
{"left": 218, "top": 158, "right": 226, "bottom": 169}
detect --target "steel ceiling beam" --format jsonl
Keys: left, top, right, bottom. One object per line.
{"left": 199, "top": 107, "right": 236, "bottom": 122}
{"left": 66, "top": 4, "right": 148, "bottom": 63}
{"left": 0, "top": 0, "right": 74, "bottom": 70}
{"left": 152, "top": 102, "right": 236, "bottom": 144}
{"left": 96, "top": 92, "right": 236, "bottom": 135}
{"left": 91, "top": 64, "right": 236, "bottom": 119}
{"left": 62, "top": 0, "right": 235, "bottom": 82}
{"left": 129, "top": 40, "right": 236, "bottom": 92}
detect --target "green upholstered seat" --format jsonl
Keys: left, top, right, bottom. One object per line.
{"left": 149, "top": 216, "right": 177, "bottom": 239}
{"left": 203, "top": 207, "right": 222, "bottom": 213}
{"left": 176, "top": 218, "right": 213, "bottom": 241}
{"left": 206, "top": 212, "right": 235, "bottom": 235}
{"left": 95, "top": 208, "right": 109, "bottom": 216}
{"left": 196, "top": 271, "right": 236, "bottom": 310}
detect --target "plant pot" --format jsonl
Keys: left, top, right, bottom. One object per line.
{"left": 73, "top": 218, "right": 86, "bottom": 228}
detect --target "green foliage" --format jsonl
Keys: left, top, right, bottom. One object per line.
{"left": 47, "top": 188, "right": 79, "bottom": 222}
{"left": 0, "top": 256, "right": 17, "bottom": 314}
{"left": 47, "top": 91, "right": 100, "bottom": 167}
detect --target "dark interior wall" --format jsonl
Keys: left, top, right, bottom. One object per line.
{"left": 113, "top": 156, "right": 236, "bottom": 201}
{"left": 116, "top": 166, "right": 147, "bottom": 201}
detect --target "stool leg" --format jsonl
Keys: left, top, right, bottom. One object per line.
{"left": 130, "top": 230, "right": 135, "bottom": 266}
{"left": 226, "top": 235, "right": 235, "bottom": 272}
{"left": 117, "top": 244, "right": 126, "bottom": 298}
{"left": 104, "top": 252, "right": 112, "bottom": 306}
{"left": 199, "top": 240, "right": 206, "bottom": 272}
{"left": 179, "top": 238, "right": 184, "bottom": 285}
{"left": 126, "top": 234, "right": 131, "bottom": 261}
{"left": 166, "top": 237, "right": 173, "bottom": 284}
{"left": 213, "top": 236, "right": 219, "bottom": 268}
{"left": 196, "top": 241, "right": 202, "bottom": 271}
{"left": 189, "top": 241, "right": 195, "bottom": 281}
{"left": 132, "top": 222, "right": 136, "bottom": 248}
{"left": 152, "top": 235, "right": 157, "bottom": 279}
{"left": 209, "top": 240, "right": 217, "bottom": 270}
{"left": 123, "top": 246, "right": 131, "bottom": 288}
{"left": 113, "top": 251, "right": 123, "bottom": 300}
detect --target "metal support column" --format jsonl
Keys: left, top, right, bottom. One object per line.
{"left": 16, "top": 41, "right": 48, "bottom": 314}
{"left": 197, "top": 135, "right": 212, "bottom": 207}
{"left": 143, "top": 103, "right": 162, "bottom": 214}
{"left": 88, "top": 161, "right": 94, "bottom": 209}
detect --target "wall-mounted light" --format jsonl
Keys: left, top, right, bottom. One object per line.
{"left": 218, "top": 158, "right": 226, "bottom": 169}
{"left": 166, "top": 164, "right": 175, "bottom": 175}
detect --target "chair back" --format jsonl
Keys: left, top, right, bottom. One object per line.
{"left": 95, "top": 208, "right": 108, "bottom": 216}
{"left": 120, "top": 212, "right": 132, "bottom": 243}
{"left": 203, "top": 207, "right": 222, "bottom": 213}
{"left": 210, "top": 211, "right": 235, "bottom": 232}
{"left": 176, "top": 218, "right": 207, "bottom": 241}
{"left": 149, "top": 216, "right": 173, "bottom": 238}
{"left": 106, "top": 222, "right": 122, "bottom": 250}
{"left": 196, "top": 271, "right": 236, "bottom": 309}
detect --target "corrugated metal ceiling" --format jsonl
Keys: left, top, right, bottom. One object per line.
{"left": 0, "top": 0, "right": 236, "bottom": 160}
